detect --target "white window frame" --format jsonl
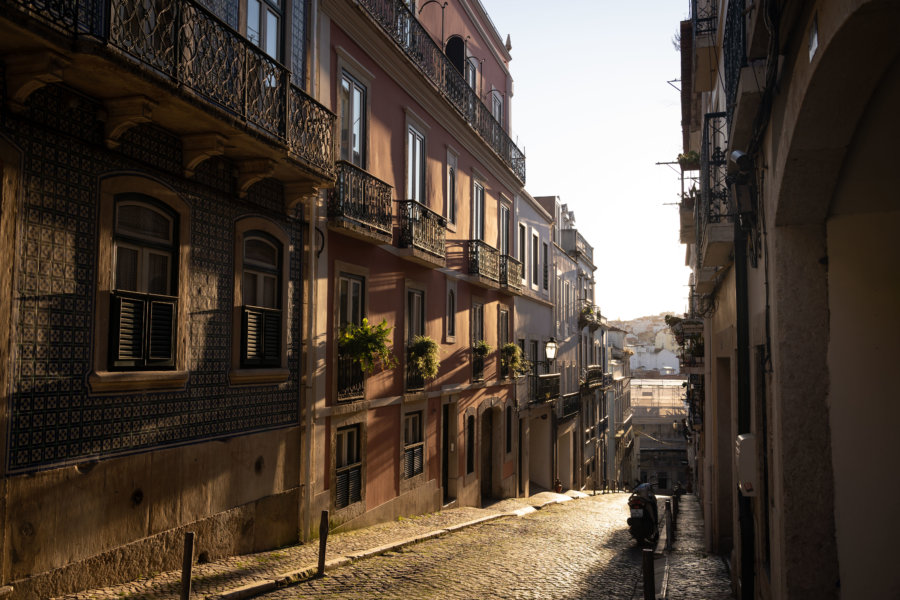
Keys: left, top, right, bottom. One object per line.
{"left": 472, "top": 179, "right": 485, "bottom": 241}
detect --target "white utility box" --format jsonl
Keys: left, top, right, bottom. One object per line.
{"left": 735, "top": 433, "right": 758, "bottom": 497}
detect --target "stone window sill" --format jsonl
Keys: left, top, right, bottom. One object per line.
{"left": 229, "top": 368, "right": 290, "bottom": 386}
{"left": 89, "top": 370, "right": 190, "bottom": 394}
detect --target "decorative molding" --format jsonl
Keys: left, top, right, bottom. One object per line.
{"left": 182, "top": 133, "right": 228, "bottom": 177}
{"left": 5, "top": 51, "right": 70, "bottom": 112}
{"left": 103, "top": 96, "right": 157, "bottom": 149}
{"left": 285, "top": 181, "right": 321, "bottom": 210}
{"left": 88, "top": 370, "right": 190, "bottom": 394}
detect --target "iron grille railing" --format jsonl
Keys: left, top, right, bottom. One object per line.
{"left": 697, "top": 112, "right": 730, "bottom": 259}
{"left": 723, "top": 0, "right": 746, "bottom": 130}
{"left": 499, "top": 255, "right": 522, "bottom": 292}
{"left": 405, "top": 351, "right": 426, "bottom": 392}
{"left": 472, "top": 351, "right": 485, "bottom": 382}
{"left": 337, "top": 350, "right": 365, "bottom": 402}
{"left": 559, "top": 392, "right": 580, "bottom": 420}
{"left": 356, "top": 0, "right": 526, "bottom": 183}
{"left": 329, "top": 161, "right": 393, "bottom": 238}
{"left": 692, "top": 0, "right": 718, "bottom": 38}
{"left": 4, "top": 0, "right": 335, "bottom": 178}
{"left": 398, "top": 199, "right": 446, "bottom": 259}
{"left": 585, "top": 365, "right": 604, "bottom": 388}
{"left": 532, "top": 373, "right": 560, "bottom": 403}
{"left": 466, "top": 240, "right": 500, "bottom": 282}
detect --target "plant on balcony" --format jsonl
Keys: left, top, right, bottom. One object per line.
{"left": 472, "top": 339, "right": 492, "bottom": 357}
{"left": 677, "top": 150, "right": 700, "bottom": 171}
{"left": 500, "top": 343, "right": 529, "bottom": 377}
{"left": 578, "top": 305, "right": 598, "bottom": 330}
{"left": 338, "top": 318, "right": 398, "bottom": 374}
{"left": 408, "top": 335, "right": 440, "bottom": 380}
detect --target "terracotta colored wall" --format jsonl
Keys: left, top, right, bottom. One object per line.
{"left": 366, "top": 405, "right": 400, "bottom": 509}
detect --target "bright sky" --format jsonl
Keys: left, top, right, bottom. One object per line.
{"left": 483, "top": 1, "right": 693, "bottom": 321}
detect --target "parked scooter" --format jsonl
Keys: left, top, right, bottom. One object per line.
{"left": 626, "top": 482, "right": 659, "bottom": 545}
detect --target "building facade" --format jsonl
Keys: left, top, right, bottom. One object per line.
{"left": 677, "top": 0, "right": 900, "bottom": 597}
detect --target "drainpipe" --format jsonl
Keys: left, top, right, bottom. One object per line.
{"left": 734, "top": 220, "right": 755, "bottom": 598}
{"left": 301, "top": 193, "right": 319, "bottom": 543}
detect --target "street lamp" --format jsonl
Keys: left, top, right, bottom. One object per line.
{"left": 544, "top": 337, "right": 558, "bottom": 373}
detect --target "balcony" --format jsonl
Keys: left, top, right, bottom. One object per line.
{"left": 328, "top": 161, "right": 394, "bottom": 245}
{"left": 692, "top": 0, "right": 719, "bottom": 92}
{"left": 723, "top": 0, "right": 746, "bottom": 132}
{"left": 680, "top": 354, "right": 705, "bottom": 375}
{"left": 397, "top": 200, "right": 446, "bottom": 267}
{"left": 584, "top": 365, "right": 604, "bottom": 389}
{"left": 698, "top": 112, "right": 733, "bottom": 269}
{"left": 499, "top": 255, "right": 523, "bottom": 294}
{"left": 559, "top": 392, "right": 580, "bottom": 421}
{"left": 405, "top": 359, "right": 426, "bottom": 392}
{"left": 1, "top": 0, "right": 336, "bottom": 187}
{"left": 561, "top": 229, "right": 593, "bottom": 264}
{"left": 356, "top": 0, "right": 525, "bottom": 184}
{"left": 603, "top": 373, "right": 614, "bottom": 388}
{"left": 466, "top": 240, "right": 500, "bottom": 288}
{"left": 336, "top": 351, "right": 365, "bottom": 402}
{"left": 532, "top": 373, "right": 560, "bottom": 404}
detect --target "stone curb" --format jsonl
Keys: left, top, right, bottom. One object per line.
{"left": 208, "top": 497, "right": 581, "bottom": 600}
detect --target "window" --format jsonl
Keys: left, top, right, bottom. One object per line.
{"left": 446, "top": 151, "right": 457, "bottom": 225}
{"left": 407, "top": 125, "right": 426, "bottom": 203}
{"left": 447, "top": 287, "right": 456, "bottom": 339}
{"left": 339, "top": 273, "right": 365, "bottom": 328}
{"left": 499, "top": 204, "right": 509, "bottom": 255}
{"left": 542, "top": 242, "right": 549, "bottom": 290}
{"left": 336, "top": 425, "right": 362, "bottom": 509}
{"left": 491, "top": 90, "right": 503, "bottom": 123}
{"left": 337, "top": 271, "right": 366, "bottom": 401}
{"left": 498, "top": 308, "right": 509, "bottom": 345}
{"left": 466, "top": 414, "right": 475, "bottom": 474}
{"left": 531, "top": 233, "right": 539, "bottom": 286}
{"left": 471, "top": 302, "right": 484, "bottom": 343}
{"left": 240, "top": 233, "right": 282, "bottom": 368}
{"left": 407, "top": 289, "right": 425, "bottom": 342}
{"left": 518, "top": 223, "right": 526, "bottom": 281}
{"left": 465, "top": 57, "right": 478, "bottom": 90}
{"left": 110, "top": 195, "right": 178, "bottom": 370}
{"left": 403, "top": 411, "right": 424, "bottom": 478}
{"left": 246, "top": 0, "right": 281, "bottom": 59}
{"left": 340, "top": 71, "right": 366, "bottom": 167}
{"left": 473, "top": 181, "right": 485, "bottom": 241}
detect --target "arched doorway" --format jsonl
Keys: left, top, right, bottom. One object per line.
{"left": 480, "top": 409, "right": 494, "bottom": 501}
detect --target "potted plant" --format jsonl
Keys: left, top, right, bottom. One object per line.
{"left": 677, "top": 150, "right": 700, "bottom": 171}
{"left": 472, "top": 339, "right": 492, "bottom": 357}
{"left": 578, "top": 305, "right": 596, "bottom": 329}
{"left": 407, "top": 335, "right": 440, "bottom": 380}
{"left": 338, "top": 318, "right": 398, "bottom": 373}
{"left": 500, "top": 343, "right": 529, "bottom": 377}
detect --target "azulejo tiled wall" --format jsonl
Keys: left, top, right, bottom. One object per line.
{"left": 6, "top": 84, "right": 302, "bottom": 473}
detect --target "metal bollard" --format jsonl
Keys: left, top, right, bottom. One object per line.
{"left": 180, "top": 531, "right": 194, "bottom": 600}
{"left": 642, "top": 548, "right": 655, "bottom": 600}
{"left": 665, "top": 500, "right": 673, "bottom": 550}
{"left": 317, "top": 510, "right": 329, "bottom": 577}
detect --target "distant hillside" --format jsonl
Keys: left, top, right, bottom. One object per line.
{"left": 610, "top": 313, "right": 677, "bottom": 345}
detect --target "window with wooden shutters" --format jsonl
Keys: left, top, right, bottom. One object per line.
{"left": 110, "top": 196, "right": 177, "bottom": 370}
{"left": 336, "top": 425, "right": 362, "bottom": 509}
{"left": 403, "top": 411, "right": 424, "bottom": 479}
{"left": 241, "top": 233, "right": 282, "bottom": 368}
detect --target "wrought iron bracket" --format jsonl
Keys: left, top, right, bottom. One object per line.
{"left": 182, "top": 133, "right": 227, "bottom": 178}
{"left": 102, "top": 96, "right": 157, "bottom": 149}
{"left": 5, "top": 51, "right": 70, "bottom": 112}
{"left": 236, "top": 158, "right": 276, "bottom": 197}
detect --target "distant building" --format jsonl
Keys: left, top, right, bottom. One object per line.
{"left": 629, "top": 379, "right": 688, "bottom": 494}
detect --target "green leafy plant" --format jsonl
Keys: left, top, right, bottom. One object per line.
{"left": 677, "top": 150, "right": 700, "bottom": 170}
{"left": 500, "top": 342, "right": 529, "bottom": 376}
{"left": 472, "top": 339, "right": 492, "bottom": 357}
{"left": 408, "top": 335, "right": 440, "bottom": 380}
{"left": 338, "top": 318, "right": 398, "bottom": 374}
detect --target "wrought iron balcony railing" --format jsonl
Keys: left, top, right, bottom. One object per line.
{"left": 692, "top": 0, "right": 718, "bottom": 38}
{"left": 328, "top": 161, "right": 394, "bottom": 241}
{"left": 472, "top": 352, "right": 485, "bottom": 382}
{"left": 405, "top": 352, "right": 426, "bottom": 392}
{"left": 466, "top": 240, "right": 500, "bottom": 282}
{"left": 723, "top": 0, "right": 746, "bottom": 129}
{"left": 532, "top": 373, "right": 560, "bottom": 403}
{"left": 337, "top": 351, "right": 365, "bottom": 402}
{"left": 697, "top": 112, "right": 730, "bottom": 256}
{"left": 584, "top": 365, "right": 604, "bottom": 388}
{"left": 561, "top": 229, "right": 593, "bottom": 263}
{"left": 398, "top": 200, "right": 447, "bottom": 260}
{"left": 499, "top": 255, "right": 522, "bottom": 292}
{"left": 559, "top": 392, "right": 580, "bottom": 420}
{"left": 357, "top": 0, "right": 526, "bottom": 183}
{"left": 5, "top": 0, "right": 336, "bottom": 179}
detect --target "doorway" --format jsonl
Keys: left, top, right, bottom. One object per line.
{"left": 480, "top": 409, "right": 494, "bottom": 501}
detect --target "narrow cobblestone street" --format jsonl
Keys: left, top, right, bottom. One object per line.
{"left": 260, "top": 493, "right": 646, "bottom": 600}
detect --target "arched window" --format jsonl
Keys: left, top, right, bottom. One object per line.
{"left": 110, "top": 194, "right": 178, "bottom": 370}
{"left": 446, "top": 35, "right": 465, "bottom": 74}
{"left": 241, "top": 232, "right": 282, "bottom": 368}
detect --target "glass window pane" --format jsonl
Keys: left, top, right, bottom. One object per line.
{"left": 147, "top": 252, "right": 170, "bottom": 295}
{"left": 245, "top": 238, "right": 277, "bottom": 268}
{"left": 247, "top": 0, "right": 261, "bottom": 45}
{"left": 115, "top": 246, "right": 139, "bottom": 291}
{"left": 262, "top": 274, "right": 277, "bottom": 307}
{"left": 339, "top": 278, "right": 349, "bottom": 327}
{"left": 352, "top": 85, "right": 363, "bottom": 165}
{"left": 351, "top": 280, "right": 361, "bottom": 324}
{"left": 265, "top": 10, "right": 278, "bottom": 58}
{"left": 340, "top": 79, "right": 351, "bottom": 162}
{"left": 243, "top": 272, "right": 258, "bottom": 306}
{"left": 117, "top": 203, "right": 171, "bottom": 243}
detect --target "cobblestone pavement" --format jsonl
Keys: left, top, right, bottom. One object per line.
{"left": 259, "top": 493, "right": 648, "bottom": 600}
{"left": 666, "top": 494, "right": 735, "bottom": 600}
